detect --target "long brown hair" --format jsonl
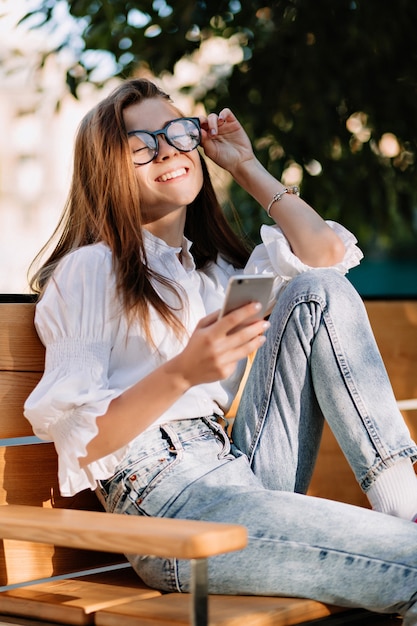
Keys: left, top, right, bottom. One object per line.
{"left": 29, "top": 79, "right": 252, "bottom": 341}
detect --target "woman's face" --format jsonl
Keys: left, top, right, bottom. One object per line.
{"left": 123, "top": 97, "right": 204, "bottom": 225}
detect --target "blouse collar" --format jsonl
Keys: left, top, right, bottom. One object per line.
{"left": 142, "top": 229, "right": 195, "bottom": 271}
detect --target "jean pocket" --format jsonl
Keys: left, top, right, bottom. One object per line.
{"left": 106, "top": 442, "right": 182, "bottom": 516}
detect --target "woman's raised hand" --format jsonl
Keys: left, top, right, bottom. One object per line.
{"left": 199, "top": 108, "right": 255, "bottom": 174}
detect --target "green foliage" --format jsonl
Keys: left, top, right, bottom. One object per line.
{"left": 21, "top": 0, "right": 417, "bottom": 257}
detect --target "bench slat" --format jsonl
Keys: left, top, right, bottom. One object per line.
{"left": 0, "top": 505, "right": 248, "bottom": 561}
{"left": 0, "top": 443, "right": 58, "bottom": 507}
{"left": 0, "top": 442, "right": 109, "bottom": 512}
{"left": 0, "top": 538, "right": 125, "bottom": 588}
{"left": 0, "top": 371, "right": 42, "bottom": 438}
{"left": 0, "top": 303, "right": 44, "bottom": 372}
{"left": 95, "top": 593, "right": 345, "bottom": 626}
{"left": 366, "top": 300, "right": 417, "bottom": 401}
{"left": 1, "top": 569, "right": 161, "bottom": 626}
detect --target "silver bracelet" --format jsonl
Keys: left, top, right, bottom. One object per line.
{"left": 266, "top": 186, "right": 300, "bottom": 218}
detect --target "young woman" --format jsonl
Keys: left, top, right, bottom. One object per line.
{"left": 25, "top": 78, "right": 417, "bottom": 622}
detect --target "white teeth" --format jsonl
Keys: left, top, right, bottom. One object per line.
{"left": 157, "top": 168, "right": 186, "bottom": 182}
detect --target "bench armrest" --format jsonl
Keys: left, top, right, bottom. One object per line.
{"left": 0, "top": 504, "right": 247, "bottom": 559}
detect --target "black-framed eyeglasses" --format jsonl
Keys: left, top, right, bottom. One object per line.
{"left": 127, "top": 117, "right": 201, "bottom": 165}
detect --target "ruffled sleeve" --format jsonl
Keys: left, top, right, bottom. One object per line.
{"left": 24, "top": 244, "right": 126, "bottom": 497}
{"left": 245, "top": 220, "right": 363, "bottom": 299}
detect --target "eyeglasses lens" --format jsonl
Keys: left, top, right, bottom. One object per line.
{"left": 167, "top": 119, "right": 200, "bottom": 152}
{"left": 130, "top": 134, "right": 157, "bottom": 166}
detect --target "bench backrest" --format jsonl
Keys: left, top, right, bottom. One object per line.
{"left": 0, "top": 297, "right": 416, "bottom": 588}
{"left": 0, "top": 298, "right": 125, "bottom": 587}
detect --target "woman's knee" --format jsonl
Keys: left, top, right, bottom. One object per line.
{"left": 280, "top": 269, "right": 362, "bottom": 309}
{"left": 268, "top": 270, "right": 366, "bottom": 335}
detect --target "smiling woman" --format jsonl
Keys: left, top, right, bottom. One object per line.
{"left": 21, "top": 77, "right": 417, "bottom": 622}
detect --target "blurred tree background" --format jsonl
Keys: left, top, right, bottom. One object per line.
{"left": 20, "top": 0, "right": 417, "bottom": 293}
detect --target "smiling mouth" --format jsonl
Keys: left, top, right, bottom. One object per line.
{"left": 156, "top": 167, "right": 187, "bottom": 182}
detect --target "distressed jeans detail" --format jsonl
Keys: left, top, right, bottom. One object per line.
{"left": 98, "top": 270, "right": 417, "bottom": 624}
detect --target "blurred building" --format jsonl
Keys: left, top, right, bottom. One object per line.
{"left": 0, "top": 3, "right": 107, "bottom": 292}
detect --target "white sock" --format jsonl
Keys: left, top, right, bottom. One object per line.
{"left": 366, "top": 458, "right": 417, "bottom": 520}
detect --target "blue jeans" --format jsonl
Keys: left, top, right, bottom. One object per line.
{"left": 98, "top": 270, "right": 417, "bottom": 624}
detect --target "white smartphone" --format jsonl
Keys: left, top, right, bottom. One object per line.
{"left": 219, "top": 274, "right": 274, "bottom": 322}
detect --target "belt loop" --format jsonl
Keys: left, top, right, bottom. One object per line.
{"left": 202, "top": 416, "right": 231, "bottom": 459}
{"left": 161, "top": 423, "right": 182, "bottom": 454}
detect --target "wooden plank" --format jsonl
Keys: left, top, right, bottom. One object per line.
{"left": 0, "top": 569, "right": 161, "bottom": 626}
{"left": 0, "top": 443, "right": 58, "bottom": 507}
{"left": 308, "top": 423, "right": 369, "bottom": 507}
{"left": 0, "top": 443, "right": 108, "bottom": 511}
{"left": 399, "top": 410, "right": 417, "bottom": 445}
{"left": 0, "top": 505, "right": 248, "bottom": 560}
{"left": 0, "top": 303, "right": 44, "bottom": 372}
{"left": 365, "top": 300, "right": 417, "bottom": 401}
{"left": 0, "top": 372, "right": 42, "bottom": 438}
{"left": 95, "top": 593, "right": 346, "bottom": 626}
{"left": 366, "top": 300, "right": 417, "bottom": 444}
{"left": 0, "top": 539, "right": 125, "bottom": 588}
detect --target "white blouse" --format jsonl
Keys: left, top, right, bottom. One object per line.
{"left": 24, "top": 222, "right": 363, "bottom": 496}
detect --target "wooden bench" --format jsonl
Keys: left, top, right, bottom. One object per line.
{"left": 1, "top": 294, "right": 415, "bottom": 626}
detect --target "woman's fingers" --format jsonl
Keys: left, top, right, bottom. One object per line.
{"left": 217, "top": 302, "right": 267, "bottom": 334}
{"left": 198, "top": 302, "right": 269, "bottom": 341}
{"left": 179, "top": 303, "right": 269, "bottom": 385}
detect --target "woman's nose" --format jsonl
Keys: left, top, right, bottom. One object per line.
{"left": 156, "top": 134, "right": 178, "bottom": 160}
